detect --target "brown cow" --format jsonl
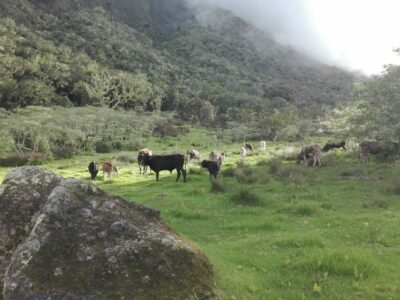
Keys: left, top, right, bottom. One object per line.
{"left": 138, "top": 148, "right": 153, "bottom": 174}
{"left": 209, "top": 150, "right": 225, "bottom": 166}
{"left": 186, "top": 149, "right": 201, "bottom": 162}
{"left": 245, "top": 143, "right": 253, "bottom": 152}
{"left": 296, "top": 145, "right": 321, "bottom": 167}
{"left": 103, "top": 161, "right": 118, "bottom": 179}
{"left": 358, "top": 141, "right": 399, "bottom": 163}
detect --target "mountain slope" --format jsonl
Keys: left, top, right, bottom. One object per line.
{"left": 0, "top": 0, "right": 356, "bottom": 123}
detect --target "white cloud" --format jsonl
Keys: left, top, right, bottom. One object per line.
{"left": 195, "top": 0, "right": 400, "bottom": 74}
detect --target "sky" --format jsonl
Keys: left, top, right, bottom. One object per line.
{"left": 206, "top": 0, "right": 400, "bottom": 75}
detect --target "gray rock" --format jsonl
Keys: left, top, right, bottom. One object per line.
{"left": 0, "top": 167, "right": 62, "bottom": 299}
{"left": 0, "top": 168, "right": 215, "bottom": 300}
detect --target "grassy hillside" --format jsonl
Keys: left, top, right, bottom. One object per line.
{"left": 0, "top": 0, "right": 357, "bottom": 127}
{"left": 0, "top": 139, "right": 399, "bottom": 299}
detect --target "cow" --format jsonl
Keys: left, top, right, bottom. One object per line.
{"left": 103, "top": 161, "right": 118, "bottom": 179}
{"left": 138, "top": 148, "right": 153, "bottom": 174}
{"left": 88, "top": 162, "right": 99, "bottom": 180}
{"left": 260, "top": 141, "right": 266, "bottom": 152}
{"left": 209, "top": 150, "right": 225, "bottom": 165}
{"left": 245, "top": 143, "right": 253, "bottom": 153}
{"left": 201, "top": 160, "right": 221, "bottom": 179}
{"left": 142, "top": 154, "right": 186, "bottom": 182}
{"left": 240, "top": 147, "right": 247, "bottom": 161}
{"left": 186, "top": 149, "right": 201, "bottom": 162}
{"left": 322, "top": 141, "right": 346, "bottom": 152}
{"left": 358, "top": 141, "right": 399, "bottom": 163}
{"left": 296, "top": 145, "right": 321, "bottom": 167}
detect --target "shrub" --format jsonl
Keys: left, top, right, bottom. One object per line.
{"left": 341, "top": 168, "right": 365, "bottom": 177}
{"left": 221, "top": 167, "right": 235, "bottom": 177}
{"left": 0, "top": 155, "right": 29, "bottom": 167}
{"left": 268, "top": 158, "right": 283, "bottom": 175}
{"left": 211, "top": 179, "right": 225, "bottom": 193}
{"left": 257, "top": 172, "right": 271, "bottom": 184}
{"left": 286, "top": 170, "right": 306, "bottom": 187}
{"left": 230, "top": 188, "right": 262, "bottom": 206}
{"left": 51, "top": 145, "right": 76, "bottom": 158}
{"left": 234, "top": 167, "right": 257, "bottom": 184}
{"left": 95, "top": 141, "right": 113, "bottom": 153}
{"left": 388, "top": 178, "right": 400, "bottom": 195}
{"left": 256, "top": 159, "right": 269, "bottom": 166}
{"left": 117, "top": 154, "right": 135, "bottom": 164}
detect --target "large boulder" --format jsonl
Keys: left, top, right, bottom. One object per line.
{"left": 0, "top": 167, "right": 215, "bottom": 300}
{"left": 0, "top": 167, "right": 62, "bottom": 298}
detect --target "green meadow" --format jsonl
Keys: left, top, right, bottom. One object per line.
{"left": 1, "top": 134, "right": 399, "bottom": 299}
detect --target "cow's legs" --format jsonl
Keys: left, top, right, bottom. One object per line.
{"left": 138, "top": 162, "right": 142, "bottom": 174}
{"left": 156, "top": 172, "right": 160, "bottom": 181}
{"left": 182, "top": 168, "right": 187, "bottom": 183}
{"left": 176, "top": 169, "right": 181, "bottom": 182}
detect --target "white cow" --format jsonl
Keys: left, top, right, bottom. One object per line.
{"left": 260, "top": 140, "right": 266, "bottom": 152}
{"left": 240, "top": 147, "right": 247, "bottom": 161}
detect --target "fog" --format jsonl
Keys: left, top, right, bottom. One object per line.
{"left": 188, "top": 0, "right": 400, "bottom": 75}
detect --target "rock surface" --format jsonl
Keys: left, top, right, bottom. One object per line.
{"left": 0, "top": 167, "right": 215, "bottom": 300}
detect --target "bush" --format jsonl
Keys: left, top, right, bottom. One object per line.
{"left": 95, "top": 141, "right": 113, "bottom": 153}
{"left": 268, "top": 158, "right": 283, "bottom": 175}
{"left": 0, "top": 155, "right": 29, "bottom": 167}
{"left": 341, "top": 168, "right": 366, "bottom": 178}
{"left": 211, "top": 179, "right": 225, "bottom": 193}
{"left": 286, "top": 170, "right": 306, "bottom": 187}
{"left": 221, "top": 167, "right": 235, "bottom": 177}
{"left": 51, "top": 145, "right": 75, "bottom": 158}
{"left": 117, "top": 154, "right": 135, "bottom": 164}
{"left": 234, "top": 167, "right": 257, "bottom": 184}
{"left": 256, "top": 159, "right": 269, "bottom": 166}
{"left": 230, "top": 188, "right": 262, "bottom": 206}
{"left": 389, "top": 178, "right": 400, "bottom": 195}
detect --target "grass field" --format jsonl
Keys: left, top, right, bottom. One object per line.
{"left": 1, "top": 137, "right": 400, "bottom": 299}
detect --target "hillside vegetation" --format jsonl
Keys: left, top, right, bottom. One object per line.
{"left": 0, "top": 0, "right": 357, "bottom": 134}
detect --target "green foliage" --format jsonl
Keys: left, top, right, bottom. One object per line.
{"left": 268, "top": 158, "right": 283, "bottom": 175}
{"left": 230, "top": 188, "right": 262, "bottom": 206}
{"left": 210, "top": 178, "right": 225, "bottom": 193}
{"left": 0, "top": 106, "right": 170, "bottom": 157}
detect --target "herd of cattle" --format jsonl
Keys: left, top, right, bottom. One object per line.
{"left": 87, "top": 140, "right": 399, "bottom": 182}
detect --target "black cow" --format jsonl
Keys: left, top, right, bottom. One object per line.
{"left": 88, "top": 162, "right": 99, "bottom": 180}
{"left": 322, "top": 141, "right": 346, "bottom": 152}
{"left": 201, "top": 160, "right": 221, "bottom": 179}
{"left": 142, "top": 154, "right": 186, "bottom": 182}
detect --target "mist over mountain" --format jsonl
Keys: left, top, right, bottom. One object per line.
{"left": 0, "top": 0, "right": 357, "bottom": 129}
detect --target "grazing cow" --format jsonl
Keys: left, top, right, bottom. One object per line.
{"left": 260, "top": 140, "right": 266, "bottom": 152}
{"left": 201, "top": 160, "right": 221, "bottom": 179}
{"left": 138, "top": 148, "right": 153, "bottom": 174}
{"left": 240, "top": 147, "right": 247, "bottom": 161}
{"left": 88, "top": 162, "right": 99, "bottom": 180}
{"left": 296, "top": 145, "right": 321, "bottom": 167}
{"left": 186, "top": 149, "right": 201, "bottom": 162}
{"left": 358, "top": 141, "right": 400, "bottom": 163}
{"left": 245, "top": 143, "right": 253, "bottom": 153}
{"left": 209, "top": 150, "right": 225, "bottom": 165}
{"left": 103, "top": 161, "right": 118, "bottom": 179}
{"left": 142, "top": 154, "right": 186, "bottom": 182}
{"left": 322, "top": 141, "right": 346, "bottom": 152}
